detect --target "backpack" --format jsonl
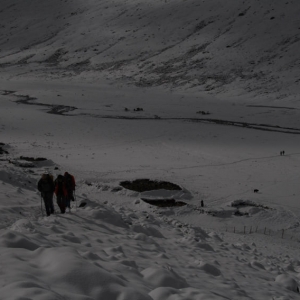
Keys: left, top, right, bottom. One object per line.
{"left": 65, "top": 173, "right": 74, "bottom": 191}
{"left": 38, "top": 174, "right": 54, "bottom": 193}
{"left": 55, "top": 175, "right": 65, "bottom": 194}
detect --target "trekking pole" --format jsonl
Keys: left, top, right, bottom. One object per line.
{"left": 75, "top": 190, "right": 77, "bottom": 212}
{"left": 40, "top": 194, "right": 44, "bottom": 217}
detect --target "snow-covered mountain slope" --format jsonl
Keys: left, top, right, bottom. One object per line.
{"left": 1, "top": 1, "right": 300, "bottom": 299}
{"left": 1, "top": 0, "right": 300, "bottom": 100}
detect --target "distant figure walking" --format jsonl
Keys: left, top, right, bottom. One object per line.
{"left": 280, "top": 150, "right": 285, "bottom": 156}
{"left": 201, "top": 200, "right": 204, "bottom": 207}
{"left": 64, "top": 172, "right": 76, "bottom": 209}
{"left": 38, "top": 173, "right": 55, "bottom": 216}
{"left": 54, "top": 174, "right": 68, "bottom": 214}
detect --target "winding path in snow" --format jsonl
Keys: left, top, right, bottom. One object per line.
{"left": 3, "top": 89, "right": 300, "bottom": 135}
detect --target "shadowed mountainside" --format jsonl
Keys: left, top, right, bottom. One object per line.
{"left": 0, "top": 0, "right": 300, "bottom": 100}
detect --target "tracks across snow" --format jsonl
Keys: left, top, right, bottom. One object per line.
{"left": 1, "top": 90, "right": 77, "bottom": 115}
{"left": 79, "top": 113, "right": 300, "bottom": 135}
{"left": 2, "top": 89, "right": 300, "bottom": 134}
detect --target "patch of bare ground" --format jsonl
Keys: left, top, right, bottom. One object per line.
{"left": 120, "top": 179, "right": 186, "bottom": 208}
{"left": 120, "top": 178, "right": 181, "bottom": 193}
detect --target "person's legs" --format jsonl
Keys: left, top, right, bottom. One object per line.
{"left": 44, "top": 193, "right": 54, "bottom": 216}
{"left": 61, "top": 195, "right": 66, "bottom": 212}
{"left": 57, "top": 194, "right": 66, "bottom": 213}
{"left": 66, "top": 197, "right": 70, "bottom": 209}
{"left": 43, "top": 198, "right": 51, "bottom": 216}
{"left": 50, "top": 197, "right": 54, "bottom": 214}
{"left": 69, "top": 192, "right": 74, "bottom": 202}
{"left": 66, "top": 190, "right": 73, "bottom": 208}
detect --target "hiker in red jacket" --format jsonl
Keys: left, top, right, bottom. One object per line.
{"left": 54, "top": 174, "right": 68, "bottom": 213}
{"left": 64, "top": 172, "right": 76, "bottom": 209}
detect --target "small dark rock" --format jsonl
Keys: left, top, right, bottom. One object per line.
{"left": 134, "top": 107, "right": 144, "bottom": 112}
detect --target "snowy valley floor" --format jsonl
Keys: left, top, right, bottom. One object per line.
{"left": 1, "top": 76, "right": 300, "bottom": 299}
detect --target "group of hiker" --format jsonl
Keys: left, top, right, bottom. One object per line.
{"left": 37, "top": 172, "right": 76, "bottom": 216}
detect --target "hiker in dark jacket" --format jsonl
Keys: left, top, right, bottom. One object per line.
{"left": 54, "top": 174, "right": 68, "bottom": 214}
{"left": 38, "top": 173, "right": 55, "bottom": 216}
{"left": 64, "top": 172, "right": 76, "bottom": 209}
